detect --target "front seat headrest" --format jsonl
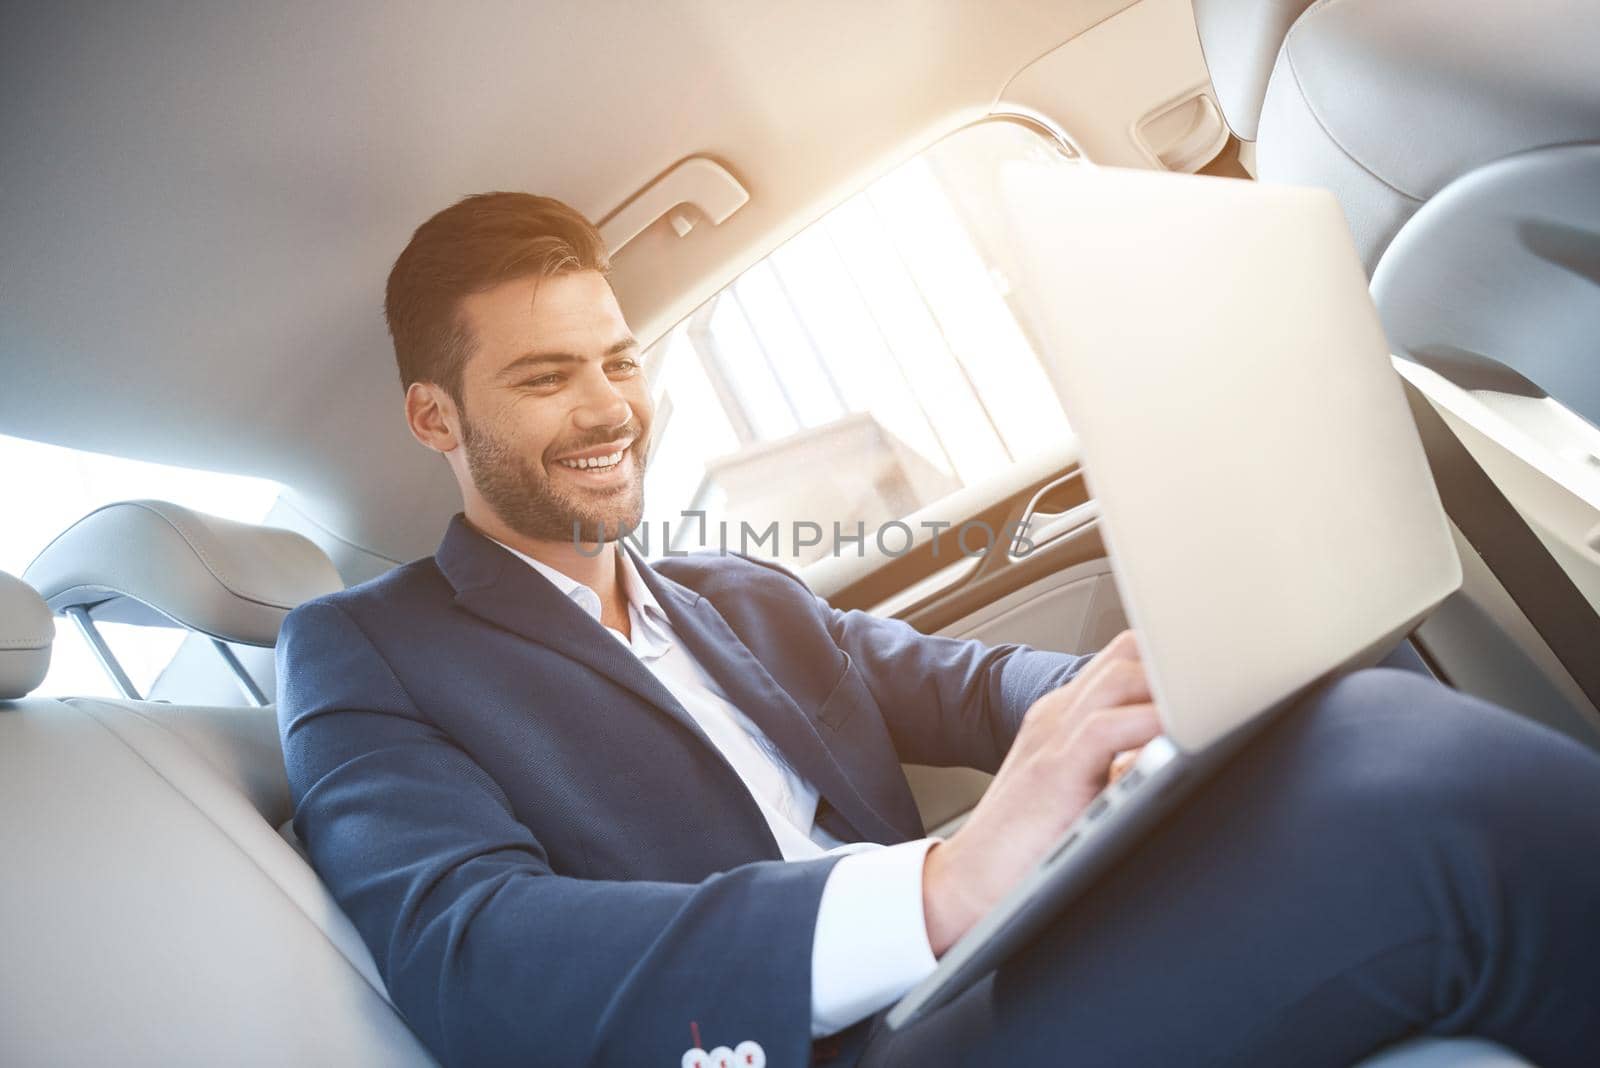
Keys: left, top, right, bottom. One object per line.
{"left": 0, "top": 571, "right": 54, "bottom": 699}
{"left": 24, "top": 500, "right": 343, "bottom": 648}
{"left": 1251, "top": 0, "right": 1600, "bottom": 271}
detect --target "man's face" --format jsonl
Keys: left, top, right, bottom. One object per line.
{"left": 452, "top": 270, "right": 651, "bottom": 544}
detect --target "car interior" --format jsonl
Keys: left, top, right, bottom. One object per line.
{"left": 2, "top": 1, "right": 1597, "bottom": 1064}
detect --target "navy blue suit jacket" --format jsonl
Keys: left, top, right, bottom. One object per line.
{"left": 276, "top": 515, "right": 1088, "bottom": 1066}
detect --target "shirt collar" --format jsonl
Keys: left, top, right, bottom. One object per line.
{"left": 615, "top": 546, "right": 666, "bottom": 621}
{"left": 489, "top": 540, "right": 672, "bottom": 645}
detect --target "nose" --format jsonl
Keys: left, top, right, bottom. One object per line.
{"left": 571, "top": 365, "right": 633, "bottom": 430}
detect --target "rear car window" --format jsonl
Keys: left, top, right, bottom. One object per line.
{"left": 0, "top": 432, "right": 280, "bottom": 699}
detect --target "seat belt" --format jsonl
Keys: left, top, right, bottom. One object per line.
{"left": 1401, "top": 378, "right": 1600, "bottom": 714}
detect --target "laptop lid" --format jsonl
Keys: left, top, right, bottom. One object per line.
{"left": 1002, "top": 164, "right": 1461, "bottom": 751}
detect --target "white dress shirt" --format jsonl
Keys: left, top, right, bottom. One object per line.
{"left": 494, "top": 541, "right": 938, "bottom": 1037}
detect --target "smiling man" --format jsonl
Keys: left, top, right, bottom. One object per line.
{"left": 276, "top": 192, "right": 1600, "bottom": 1067}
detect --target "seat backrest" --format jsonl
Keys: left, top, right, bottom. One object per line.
{"left": 1193, "top": 0, "right": 1600, "bottom": 421}
{"left": 1246, "top": 0, "right": 1600, "bottom": 429}
{"left": 2, "top": 524, "right": 435, "bottom": 1064}
{"left": 0, "top": 694, "right": 436, "bottom": 1065}
{"left": 1197, "top": 0, "right": 1600, "bottom": 273}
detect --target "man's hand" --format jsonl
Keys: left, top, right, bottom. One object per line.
{"left": 921, "top": 630, "right": 1162, "bottom": 956}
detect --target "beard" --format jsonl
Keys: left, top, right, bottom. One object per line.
{"left": 459, "top": 407, "right": 647, "bottom": 547}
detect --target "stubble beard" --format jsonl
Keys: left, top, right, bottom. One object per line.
{"left": 460, "top": 408, "right": 647, "bottom": 547}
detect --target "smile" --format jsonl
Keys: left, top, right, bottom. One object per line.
{"left": 556, "top": 450, "right": 626, "bottom": 471}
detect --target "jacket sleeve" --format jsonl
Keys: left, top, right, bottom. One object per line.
{"left": 276, "top": 600, "right": 841, "bottom": 1068}
{"left": 805, "top": 587, "right": 1093, "bottom": 774}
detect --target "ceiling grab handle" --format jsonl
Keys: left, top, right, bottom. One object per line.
{"left": 598, "top": 156, "right": 750, "bottom": 255}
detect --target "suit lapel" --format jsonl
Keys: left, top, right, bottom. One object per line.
{"left": 435, "top": 517, "right": 721, "bottom": 756}
{"left": 436, "top": 516, "right": 901, "bottom": 846}
{"left": 630, "top": 548, "right": 904, "bottom": 844}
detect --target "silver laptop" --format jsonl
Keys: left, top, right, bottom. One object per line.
{"left": 886, "top": 164, "right": 1463, "bottom": 1030}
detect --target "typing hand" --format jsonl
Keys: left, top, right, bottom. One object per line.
{"left": 921, "top": 630, "right": 1161, "bottom": 956}
{"left": 1107, "top": 746, "right": 1145, "bottom": 785}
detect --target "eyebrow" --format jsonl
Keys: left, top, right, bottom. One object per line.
{"left": 496, "top": 338, "right": 639, "bottom": 381}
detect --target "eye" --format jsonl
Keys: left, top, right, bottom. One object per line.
{"left": 522, "top": 373, "right": 564, "bottom": 389}
{"left": 608, "top": 357, "right": 641, "bottom": 376}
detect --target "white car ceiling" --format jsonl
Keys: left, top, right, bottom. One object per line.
{"left": 0, "top": 1, "right": 1137, "bottom": 562}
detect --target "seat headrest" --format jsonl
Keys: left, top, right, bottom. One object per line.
{"left": 1252, "top": 0, "right": 1600, "bottom": 270}
{"left": 0, "top": 571, "right": 53, "bottom": 699}
{"left": 24, "top": 500, "right": 343, "bottom": 648}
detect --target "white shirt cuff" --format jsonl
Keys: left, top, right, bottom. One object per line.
{"left": 809, "top": 837, "right": 941, "bottom": 1038}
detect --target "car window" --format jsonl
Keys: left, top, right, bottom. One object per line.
{"left": 0, "top": 432, "right": 280, "bottom": 699}
{"left": 638, "top": 119, "right": 1077, "bottom": 567}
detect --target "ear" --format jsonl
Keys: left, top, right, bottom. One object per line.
{"left": 405, "top": 382, "right": 462, "bottom": 453}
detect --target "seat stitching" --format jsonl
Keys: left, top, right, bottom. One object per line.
{"left": 41, "top": 580, "right": 285, "bottom": 644}
{"left": 110, "top": 700, "right": 291, "bottom": 820}
{"left": 0, "top": 636, "right": 52, "bottom": 649}
{"left": 64, "top": 696, "right": 416, "bottom": 1027}
{"left": 135, "top": 501, "right": 302, "bottom": 610}
{"left": 1278, "top": 0, "right": 1426, "bottom": 204}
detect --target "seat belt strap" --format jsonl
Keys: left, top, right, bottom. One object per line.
{"left": 1402, "top": 378, "right": 1600, "bottom": 713}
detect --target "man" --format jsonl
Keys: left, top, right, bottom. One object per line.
{"left": 277, "top": 192, "right": 1600, "bottom": 1067}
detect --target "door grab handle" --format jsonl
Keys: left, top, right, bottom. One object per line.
{"left": 1010, "top": 469, "right": 1100, "bottom": 560}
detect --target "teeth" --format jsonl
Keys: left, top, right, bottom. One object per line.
{"left": 558, "top": 450, "right": 625, "bottom": 470}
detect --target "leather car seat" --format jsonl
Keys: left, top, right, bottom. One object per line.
{"left": 0, "top": 507, "right": 435, "bottom": 1064}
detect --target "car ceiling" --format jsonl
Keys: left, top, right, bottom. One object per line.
{"left": 1, "top": 0, "right": 1138, "bottom": 563}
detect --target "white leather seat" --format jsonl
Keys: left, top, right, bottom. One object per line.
{"left": 1, "top": 526, "right": 435, "bottom": 1063}
{"left": 1197, "top": 0, "right": 1600, "bottom": 272}
{"left": 26, "top": 498, "right": 344, "bottom": 645}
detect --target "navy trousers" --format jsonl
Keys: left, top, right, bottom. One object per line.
{"left": 857, "top": 668, "right": 1600, "bottom": 1066}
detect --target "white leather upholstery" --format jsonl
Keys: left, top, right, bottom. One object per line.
{"left": 1253, "top": 0, "right": 1600, "bottom": 271}
{"left": 1372, "top": 143, "right": 1600, "bottom": 429}
{"left": 0, "top": 692, "right": 436, "bottom": 1065}
{"left": 0, "top": 572, "right": 52, "bottom": 700}
{"left": 2, "top": 506, "right": 431, "bottom": 1063}
{"left": 24, "top": 499, "right": 342, "bottom": 646}
{"left": 1190, "top": 0, "right": 1315, "bottom": 141}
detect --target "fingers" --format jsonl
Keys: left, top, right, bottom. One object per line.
{"left": 1066, "top": 631, "right": 1146, "bottom": 700}
{"left": 1107, "top": 747, "right": 1141, "bottom": 785}
{"left": 1104, "top": 629, "right": 1142, "bottom": 659}
{"left": 931, "top": 673, "right": 1164, "bottom": 949}
{"left": 1075, "top": 631, "right": 1141, "bottom": 684}
{"left": 1093, "top": 658, "right": 1153, "bottom": 708}
{"left": 1031, "top": 653, "right": 1152, "bottom": 725}
{"left": 1062, "top": 702, "right": 1162, "bottom": 772}
{"left": 1015, "top": 631, "right": 1152, "bottom": 758}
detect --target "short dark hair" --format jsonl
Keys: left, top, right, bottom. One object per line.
{"left": 384, "top": 192, "right": 611, "bottom": 403}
